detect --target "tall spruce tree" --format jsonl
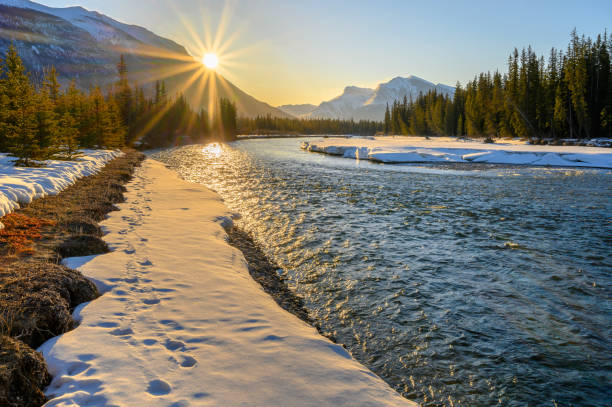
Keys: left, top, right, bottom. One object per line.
{"left": 34, "top": 80, "right": 59, "bottom": 159}
{"left": 0, "top": 45, "right": 41, "bottom": 165}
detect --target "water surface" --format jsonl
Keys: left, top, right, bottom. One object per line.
{"left": 153, "top": 138, "right": 612, "bottom": 407}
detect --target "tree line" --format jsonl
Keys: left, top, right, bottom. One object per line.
{"left": 239, "top": 115, "right": 382, "bottom": 135}
{"left": 0, "top": 45, "right": 237, "bottom": 165}
{"left": 384, "top": 30, "right": 612, "bottom": 140}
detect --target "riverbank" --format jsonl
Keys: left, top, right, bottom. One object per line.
{"left": 39, "top": 158, "right": 416, "bottom": 406}
{"left": 0, "top": 151, "right": 144, "bottom": 406}
{"left": 302, "top": 136, "right": 612, "bottom": 168}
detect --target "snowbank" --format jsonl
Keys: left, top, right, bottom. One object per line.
{"left": 0, "top": 150, "right": 122, "bottom": 218}
{"left": 39, "top": 159, "right": 416, "bottom": 407}
{"left": 301, "top": 136, "right": 612, "bottom": 168}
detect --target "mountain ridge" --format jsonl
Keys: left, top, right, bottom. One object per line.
{"left": 0, "top": 0, "right": 292, "bottom": 118}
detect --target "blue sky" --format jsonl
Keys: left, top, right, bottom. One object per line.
{"left": 38, "top": 0, "right": 611, "bottom": 105}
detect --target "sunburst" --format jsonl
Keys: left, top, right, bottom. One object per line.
{"left": 112, "top": 0, "right": 257, "bottom": 140}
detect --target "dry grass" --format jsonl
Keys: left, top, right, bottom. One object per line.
{"left": 0, "top": 214, "right": 55, "bottom": 255}
{"left": 0, "top": 335, "right": 51, "bottom": 407}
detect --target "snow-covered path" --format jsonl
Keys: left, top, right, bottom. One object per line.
{"left": 40, "top": 159, "right": 416, "bottom": 407}
{"left": 302, "top": 136, "right": 612, "bottom": 168}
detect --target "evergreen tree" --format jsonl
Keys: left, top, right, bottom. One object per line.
{"left": 42, "top": 66, "right": 61, "bottom": 104}
{"left": 87, "top": 86, "right": 112, "bottom": 148}
{"left": 105, "top": 95, "right": 126, "bottom": 148}
{"left": 0, "top": 45, "right": 41, "bottom": 165}
{"left": 34, "top": 82, "right": 59, "bottom": 159}
{"left": 384, "top": 103, "right": 391, "bottom": 134}
{"left": 58, "top": 111, "right": 80, "bottom": 159}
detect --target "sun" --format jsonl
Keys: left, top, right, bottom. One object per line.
{"left": 203, "top": 53, "right": 219, "bottom": 69}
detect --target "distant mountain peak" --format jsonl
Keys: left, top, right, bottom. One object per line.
{"left": 343, "top": 85, "right": 373, "bottom": 94}
{"left": 304, "top": 75, "right": 454, "bottom": 121}
{"left": 277, "top": 103, "right": 317, "bottom": 117}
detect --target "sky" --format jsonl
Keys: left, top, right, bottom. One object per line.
{"left": 38, "top": 0, "right": 612, "bottom": 106}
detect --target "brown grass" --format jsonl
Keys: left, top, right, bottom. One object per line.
{"left": 0, "top": 214, "right": 56, "bottom": 255}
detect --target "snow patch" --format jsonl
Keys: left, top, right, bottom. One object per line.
{"left": 302, "top": 137, "right": 612, "bottom": 168}
{"left": 0, "top": 150, "right": 121, "bottom": 218}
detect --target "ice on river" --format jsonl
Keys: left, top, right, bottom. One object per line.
{"left": 301, "top": 136, "right": 612, "bottom": 168}
{"left": 39, "top": 159, "right": 416, "bottom": 407}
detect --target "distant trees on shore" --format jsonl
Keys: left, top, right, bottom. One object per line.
{"left": 238, "top": 115, "right": 382, "bottom": 135}
{"left": 384, "top": 30, "right": 612, "bottom": 140}
{"left": 0, "top": 46, "right": 237, "bottom": 165}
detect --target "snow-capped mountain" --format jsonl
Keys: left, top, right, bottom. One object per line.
{"left": 304, "top": 76, "right": 455, "bottom": 121}
{"left": 306, "top": 86, "right": 375, "bottom": 120}
{"left": 0, "top": 0, "right": 185, "bottom": 53}
{"left": 277, "top": 104, "right": 317, "bottom": 117}
{"left": 0, "top": 0, "right": 291, "bottom": 118}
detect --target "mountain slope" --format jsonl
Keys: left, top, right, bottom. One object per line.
{"left": 0, "top": 0, "right": 291, "bottom": 118}
{"left": 277, "top": 103, "right": 317, "bottom": 117}
{"left": 305, "top": 76, "right": 455, "bottom": 121}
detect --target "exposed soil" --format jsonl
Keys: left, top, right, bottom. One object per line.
{"left": 0, "top": 150, "right": 144, "bottom": 406}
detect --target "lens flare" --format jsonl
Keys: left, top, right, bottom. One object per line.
{"left": 203, "top": 53, "right": 219, "bottom": 69}
{"left": 124, "top": 1, "right": 253, "bottom": 142}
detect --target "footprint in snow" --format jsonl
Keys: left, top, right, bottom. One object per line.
{"left": 109, "top": 327, "right": 134, "bottom": 337}
{"left": 180, "top": 355, "right": 197, "bottom": 368}
{"left": 164, "top": 339, "right": 185, "bottom": 351}
{"left": 147, "top": 379, "right": 171, "bottom": 396}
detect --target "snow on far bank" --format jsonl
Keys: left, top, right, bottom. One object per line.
{"left": 0, "top": 150, "right": 122, "bottom": 218}
{"left": 301, "top": 136, "right": 612, "bottom": 168}
{"left": 39, "top": 159, "right": 416, "bottom": 407}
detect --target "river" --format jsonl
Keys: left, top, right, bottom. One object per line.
{"left": 152, "top": 138, "right": 611, "bottom": 407}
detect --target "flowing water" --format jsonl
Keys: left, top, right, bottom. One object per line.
{"left": 152, "top": 138, "right": 612, "bottom": 407}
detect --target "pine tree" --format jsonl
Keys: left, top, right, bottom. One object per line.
{"left": 105, "top": 95, "right": 126, "bottom": 148}
{"left": 566, "top": 30, "right": 590, "bottom": 138}
{"left": 384, "top": 103, "right": 391, "bottom": 134}
{"left": 0, "top": 45, "right": 41, "bottom": 165}
{"left": 0, "top": 50, "right": 7, "bottom": 152}
{"left": 42, "top": 66, "right": 61, "bottom": 104}
{"left": 34, "top": 82, "right": 59, "bottom": 159}
{"left": 87, "top": 86, "right": 112, "bottom": 148}
{"left": 58, "top": 111, "right": 80, "bottom": 159}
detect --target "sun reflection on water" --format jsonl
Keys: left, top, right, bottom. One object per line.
{"left": 202, "top": 142, "right": 223, "bottom": 158}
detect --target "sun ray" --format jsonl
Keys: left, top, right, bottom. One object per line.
{"left": 109, "top": 44, "right": 196, "bottom": 63}
{"left": 121, "top": 62, "right": 201, "bottom": 91}
{"left": 215, "top": 73, "right": 251, "bottom": 115}
{"left": 133, "top": 66, "right": 206, "bottom": 142}
{"left": 207, "top": 71, "right": 218, "bottom": 123}
{"left": 167, "top": 2, "right": 206, "bottom": 53}
{"left": 212, "top": 1, "right": 234, "bottom": 53}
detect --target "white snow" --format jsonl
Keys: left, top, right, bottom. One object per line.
{"left": 302, "top": 136, "right": 612, "bottom": 168}
{"left": 39, "top": 159, "right": 416, "bottom": 407}
{"left": 0, "top": 150, "right": 122, "bottom": 218}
